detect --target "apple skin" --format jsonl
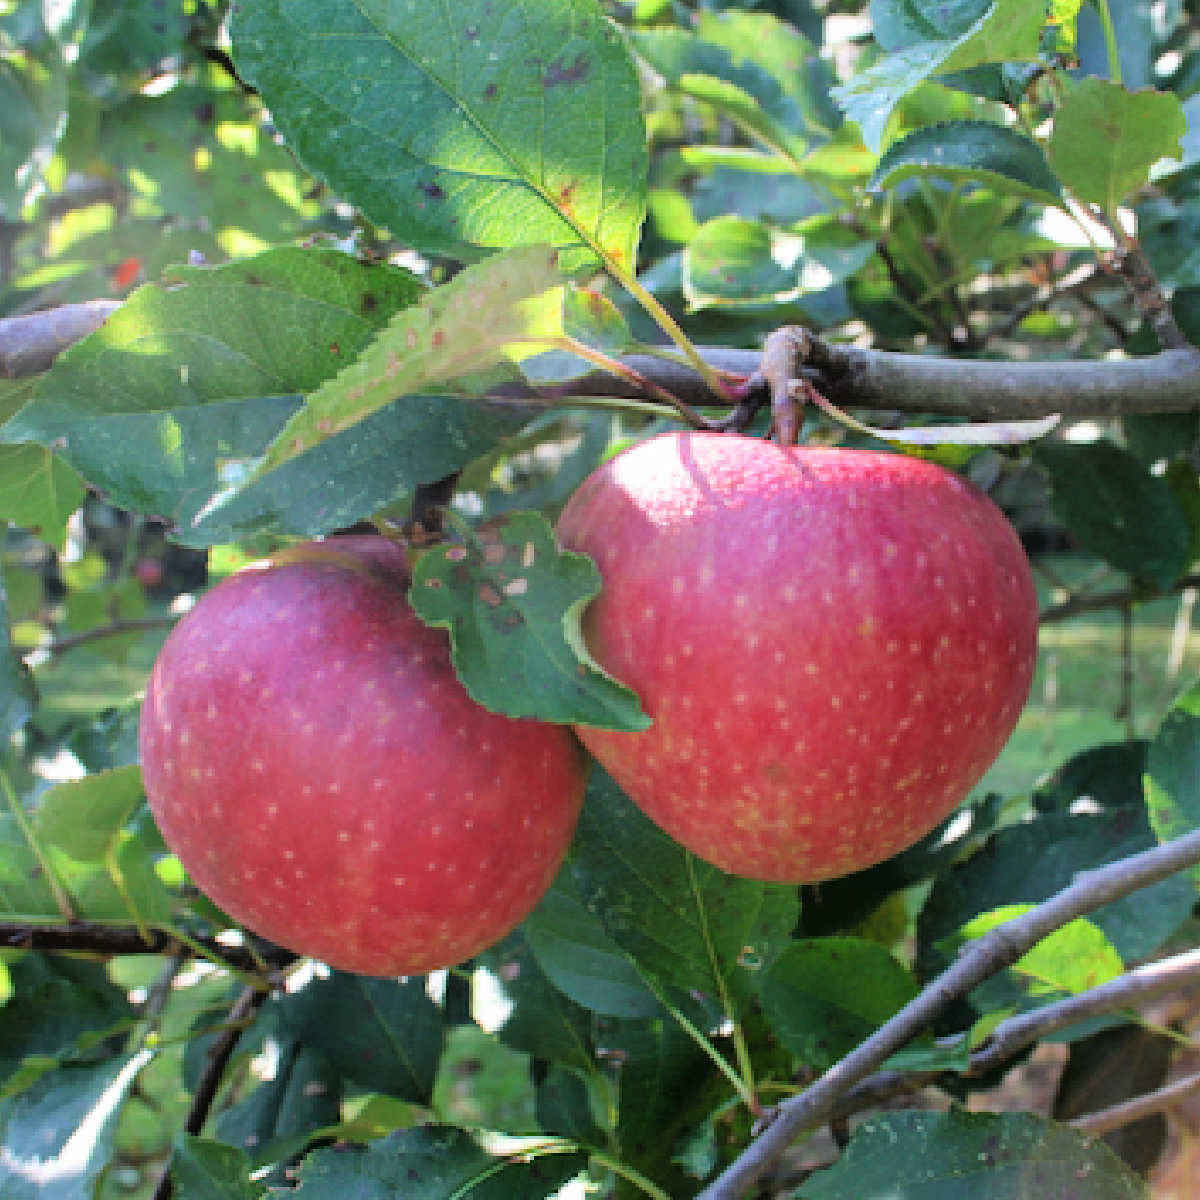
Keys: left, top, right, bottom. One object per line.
{"left": 139, "top": 535, "right": 585, "bottom": 976}
{"left": 556, "top": 431, "right": 1037, "bottom": 883}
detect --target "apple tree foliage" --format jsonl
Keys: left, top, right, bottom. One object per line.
{"left": 0, "top": 1, "right": 1199, "bottom": 1197}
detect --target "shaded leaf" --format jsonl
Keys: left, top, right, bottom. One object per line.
{"left": 279, "top": 974, "right": 442, "bottom": 1104}
{"left": 0, "top": 574, "right": 36, "bottom": 740}
{"left": 870, "top": 120, "right": 1062, "bottom": 203}
{"left": 568, "top": 770, "right": 800, "bottom": 1014}
{"left": 759, "top": 938, "right": 918, "bottom": 1071}
{"left": 230, "top": 0, "right": 647, "bottom": 272}
{"left": 169, "top": 1134, "right": 265, "bottom": 1200}
{"left": 410, "top": 509, "right": 649, "bottom": 730}
{"left": 288, "top": 1126, "right": 586, "bottom": 1197}
{"left": 1036, "top": 439, "right": 1191, "bottom": 590}
{"left": 799, "top": 1108, "right": 1145, "bottom": 1198}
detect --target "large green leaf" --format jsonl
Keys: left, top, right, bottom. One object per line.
{"left": 833, "top": 0, "right": 1043, "bottom": 151}
{"left": 870, "top": 120, "right": 1062, "bottom": 203}
{"left": 1144, "top": 682, "right": 1200, "bottom": 885}
{"left": 409, "top": 509, "right": 649, "bottom": 730}
{"left": 230, "top": 0, "right": 647, "bottom": 272}
{"left": 759, "top": 938, "right": 919, "bottom": 1071}
{"left": 32, "top": 766, "right": 143, "bottom": 864}
{"left": 1035, "top": 439, "right": 1191, "bottom": 590}
{"left": 278, "top": 974, "right": 443, "bottom": 1104}
{"left": 799, "top": 1109, "right": 1145, "bottom": 1198}
{"left": 520, "top": 869, "right": 665, "bottom": 1020}
{"left": 567, "top": 771, "right": 800, "bottom": 1015}
{"left": 1049, "top": 77, "right": 1185, "bottom": 215}
{"left": 287, "top": 1126, "right": 586, "bottom": 1197}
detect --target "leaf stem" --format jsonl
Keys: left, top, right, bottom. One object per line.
{"left": 1094, "top": 0, "right": 1123, "bottom": 86}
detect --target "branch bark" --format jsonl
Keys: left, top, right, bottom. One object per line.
{"left": 5, "top": 301, "right": 1200, "bottom": 419}
{"left": 695, "top": 827, "right": 1200, "bottom": 1200}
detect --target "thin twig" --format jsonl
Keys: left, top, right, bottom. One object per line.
{"left": 1068, "top": 1068, "right": 1200, "bottom": 1136}
{"left": 151, "top": 984, "right": 269, "bottom": 1200}
{"left": 40, "top": 616, "right": 177, "bottom": 657}
{"left": 696, "top": 827, "right": 1200, "bottom": 1200}
{"left": 1039, "top": 575, "right": 1200, "bottom": 624}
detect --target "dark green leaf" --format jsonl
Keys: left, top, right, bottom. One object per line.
{"left": 279, "top": 974, "right": 442, "bottom": 1104}
{"left": 169, "top": 1134, "right": 266, "bottom": 1200}
{"left": 482, "top": 933, "right": 596, "bottom": 1073}
{"left": 0, "top": 1051, "right": 149, "bottom": 1200}
{"left": 409, "top": 510, "right": 649, "bottom": 730}
{"left": 521, "top": 868, "right": 665, "bottom": 1019}
{"left": 568, "top": 770, "right": 800, "bottom": 1013}
{"left": 1144, "top": 682, "right": 1200, "bottom": 884}
{"left": 759, "top": 938, "right": 919, "bottom": 1071}
{"left": 0, "top": 957, "right": 134, "bottom": 1100}
{"left": 535, "top": 1066, "right": 605, "bottom": 1146}
{"left": 1036, "top": 439, "right": 1191, "bottom": 590}
{"left": 230, "top": 0, "right": 647, "bottom": 272}
{"left": 870, "top": 120, "right": 1062, "bottom": 203}
{"left": 1048, "top": 77, "right": 1185, "bottom": 214}
{"left": 287, "top": 1126, "right": 586, "bottom": 1197}
{"left": 798, "top": 1108, "right": 1145, "bottom": 1198}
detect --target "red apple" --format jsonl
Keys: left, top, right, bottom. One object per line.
{"left": 556, "top": 431, "right": 1037, "bottom": 883}
{"left": 139, "top": 536, "right": 585, "bottom": 975}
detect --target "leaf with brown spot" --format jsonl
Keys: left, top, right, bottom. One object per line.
{"left": 409, "top": 510, "right": 648, "bottom": 731}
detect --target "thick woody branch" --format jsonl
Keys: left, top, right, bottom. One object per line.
{"left": 0, "top": 300, "right": 120, "bottom": 378}
{"left": 696, "top": 827, "right": 1200, "bottom": 1200}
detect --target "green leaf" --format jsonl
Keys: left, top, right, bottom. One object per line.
{"left": 253, "top": 245, "right": 564, "bottom": 480}
{"left": 230, "top": 0, "right": 647, "bottom": 273}
{"left": 1144, "top": 682, "right": 1200, "bottom": 885}
{"left": 833, "top": 0, "right": 1044, "bottom": 151}
{"left": 870, "top": 120, "right": 1063, "bottom": 203}
{"left": 955, "top": 906, "right": 1125, "bottom": 996}
{"left": 288, "top": 1126, "right": 586, "bottom": 1197}
{"left": 0, "top": 1050, "right": 150, "bottom": 1200}
{"left": 279, "top": 974, "right": 443, "bottom": 1104}
{"left": 409, "top": 509, "right": 649, "bottom": 730}
{"left": 520, "top": 869, "right": 665, "bottom": 1019}
{"left": 759, "top": 938, "right": 918, "bottom": 1071}
{"left": 168, "top": 1135, "right": 265, "bottom": 1200}
{"left": 1049, "top": 77, "right": 1185, "bottom": 214}
{"left": 0, "top": 445, "right": 84, "bottom": 551}
{"left": 4, "top": 247, "right": 427, "bottom": 542}
{"left": 32, "top": 766, "right": 143, "bottom": 864}
{"left": 482, "top": 933, "right": 597, "bottom": 1074}
{"left": 1035, "top": 439, "right": 1191, "bottom": 590}
{"left": 798, "top": 1108, "right": 1146, "bottom": 1198}
{"left": 567, "top": 770, "right": 800, "bottom": 1013}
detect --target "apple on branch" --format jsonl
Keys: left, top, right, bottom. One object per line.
{"left": 139, "top": 535, "right": 586, "bottom": 976}
{"left": 556, "top": 430, "right": 1038, "bottom": 883}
